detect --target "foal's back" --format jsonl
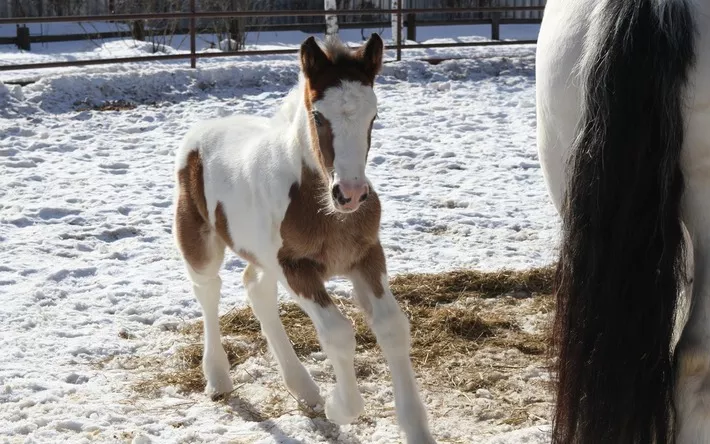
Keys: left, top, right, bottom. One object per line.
{"left": 178, "top": 114, "right": 273, "bottom": 169}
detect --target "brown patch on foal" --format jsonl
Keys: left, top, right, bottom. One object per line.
{"left": 214, "top": 201, "right": 233, "bottom": 248}
{"left": 214, "top": 201, "right": 234, "bottom": 250}
{"left": 304, "top": 103, "right": 335, "bottom": 171}
{"left": 278, "top": 167, "right": 381, "bottom": 306}
{"left": 300, "top": 35, "right": 382, "bottom": 96}
{"left": 175, "top": 151, "right": 210, "bottom": 270}
{"left": 352, "top": 243, "right": 387, "bottom": 298}
{"left": 280, "top": 257, "right": 332, "bottom": 307}
{"left": 181, "top": 151, "right": 208, "bottom": 220}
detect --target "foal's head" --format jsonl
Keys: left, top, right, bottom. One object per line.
{"left": 299, "top": 34, "right": 383, "bottom": 214}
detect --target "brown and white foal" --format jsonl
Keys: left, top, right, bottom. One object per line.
{"left": 173, "top": 34, "right": 435, "bottom": 443}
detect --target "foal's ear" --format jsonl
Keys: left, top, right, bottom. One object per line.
{"left": 300, "top": 36, "right": 330, "bottom": 79}
{"left": 358, "top": 33, "right": 384, "bottom": 82}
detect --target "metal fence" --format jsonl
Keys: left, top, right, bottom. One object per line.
{"left": 0, "top": 4, "right": 545, "bottom": 72}
{"left": 1, "top": 0, "right": 545, "bottom": 21}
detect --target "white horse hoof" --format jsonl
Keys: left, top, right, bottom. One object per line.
{"left": 325, "top": 390, "right": 365, "bottom": 425}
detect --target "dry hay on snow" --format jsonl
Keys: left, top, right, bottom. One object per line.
{"left": 121, "top": 266, "right": 555, "bottom": 436}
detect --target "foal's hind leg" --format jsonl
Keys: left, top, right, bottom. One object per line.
{"left": 174, "top": 191, "right": 232, "bottom": 396}
{"left": 243, "top": 264, "right": 323, "bottom": 407}
{"left": 177, "top": 246, "right": 233, "bottom": 397}
{"left": 182, "top": 238, "right": 233, "bottom": 397}
{"left": 349, "top": 244, "right": 434, "bottom": 444}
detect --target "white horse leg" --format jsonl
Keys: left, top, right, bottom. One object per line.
{"left": 185, "top": 241, "right": 234, "bottom": 398}
{"left": 350, "top": 245, "right": 435, "bottom": 444}
{"left": 675, "top": 202, "right": 710, "bottom": 442}
{"left": 674, "top": 7, "right": 710, "bottom": 438}
{"left": 296, "top": 296, "right": 364, "bottom": 425}
{"left": 242, "top": 263, "right": 323, "bottom": 407}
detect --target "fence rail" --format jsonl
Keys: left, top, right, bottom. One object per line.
{"left": 0, "top": 5, "right": 544, "bottom": 72}
{"left": 0, "top": 6, "right": 545, "bottom": 24}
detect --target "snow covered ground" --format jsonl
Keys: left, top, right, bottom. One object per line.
{"left": 0, "top": 28, "right": 558, "bottom": 443}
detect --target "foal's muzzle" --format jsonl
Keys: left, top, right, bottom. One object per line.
{"left": 332, "top": 181, "right": 369, "bottom": 212}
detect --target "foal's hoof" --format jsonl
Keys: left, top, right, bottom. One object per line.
{"left": 285, "top": 371, "right": 324, "bottom": 409}
{"left": 325, "top": 391, "right": 365, "bottom": 425}
{"left": 294, "top": 390, "right": 324, "bottom": 410}
{"left": 205, "top": 374, "right": 234, "bottom": 400}
{"left": 406, "top": 432, "right": 437, "bottom": 444}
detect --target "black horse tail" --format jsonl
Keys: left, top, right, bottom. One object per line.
{"left": 552, "top": 0, "right": 696, "bottom": 442}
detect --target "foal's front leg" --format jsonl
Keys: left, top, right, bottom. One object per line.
{"left": 281, "top": 260, "right": 365, "bottom": 425}
{"left": 350, "top": 244, "right": 435, "bottom": 444}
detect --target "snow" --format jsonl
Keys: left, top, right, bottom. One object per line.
{"left": 0, "top": 27, "right": 557, "bottom": 443}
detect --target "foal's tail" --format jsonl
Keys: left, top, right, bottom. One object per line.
{"left": 552, "top": 1, "right": 696, "bottom": 443}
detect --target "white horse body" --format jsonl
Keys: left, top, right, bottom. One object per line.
{"left": 537, "top": 0, "right": 710, "bottom": 441}
{"left": 538, "top": 0, "right": 710, "bottom": 212}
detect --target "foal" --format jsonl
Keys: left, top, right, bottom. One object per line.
{"left": 173, "top": 34, "right": 435, "bottom": 443}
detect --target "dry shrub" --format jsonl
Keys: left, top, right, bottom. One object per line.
{"left": 92, "top": 100, "right": 137, "bottom": 111}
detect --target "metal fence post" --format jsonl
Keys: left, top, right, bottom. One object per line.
{"left": 491, "top": 11, "right": 501, "bottom": 41}
{"left": 406, "top": 12, "right": 416, "bottom": 42}
{"left": 396, "top": 0, "right": 402, "bottom": 61}
{"left": 189, "top": 0, "right": 196, "bottom": 68}
{"left": 16, "top": 25, "right": 31, "bottom": 51}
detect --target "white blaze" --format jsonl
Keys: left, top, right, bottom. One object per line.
{"left": 314, "top": 81, "right": 378, "bottom": 184}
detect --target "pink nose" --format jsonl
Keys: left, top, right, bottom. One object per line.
{"left": 332, "top": 182, "right": 369, "bottom": 210}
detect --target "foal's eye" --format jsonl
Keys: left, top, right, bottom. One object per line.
{"left": 312, "top": 111, "right": 323, "bottom": 127}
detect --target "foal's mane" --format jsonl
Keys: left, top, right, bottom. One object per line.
{"left": 320, "top": 35, "right": 357, "bottom": 63}
{"left": 273, "top": 85, "right": 303, "bottom": 125}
